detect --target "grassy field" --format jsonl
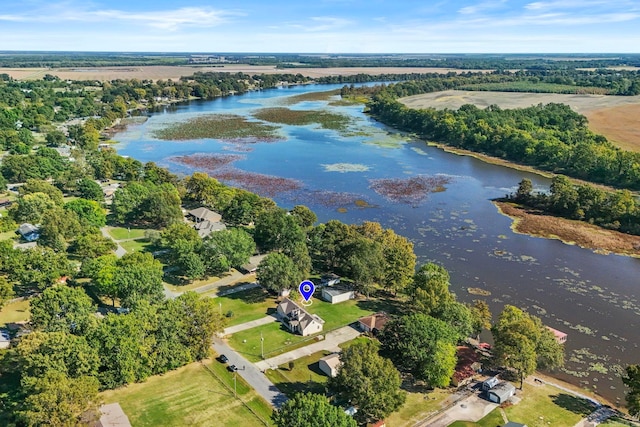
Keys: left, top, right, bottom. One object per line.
{"left": 586, "top": 104, "right": 640, "bottom": 152}
{"left": 503, "top": 382, "right": 594, "bottom": 427}
{"left": 100, "top": 359, "right": 273, "bottom": 427}
{"left": 460, "top": 81, "right": 612, "bottom": 95}
{"left": 264, "top": 350, "right": 331, "bottom": 397}
{"left": 447, "top": 409, "right": 505, "bottom": 427}
{"left": 400, "top": 90, "right": 640, "bottom": 114}
{"left": 119, "top": 239, "right": 152, "bottom": 253}
{"left": 227, "top": 297, "right": 375, "bottom": 362}
{"left": 386, "top": 388, "right": 452, "bottom": 427}
{"left": 213, "top": 287, "right": 278, "bottom": 326}
{"left": 107, "top": 227, "right": 149, "bottom": 240}
{"left": 0, "top": 299, "right": 30, "bottom": 328}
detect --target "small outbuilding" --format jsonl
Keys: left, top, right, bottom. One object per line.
{"left": 321, "top": 287, "right": 355, "bottom": 304}
{"left": 18, "top": 223, "right": 40, "bottom": 242}
{"left": 546, "top": 326, "right": 568, "bottom": 344}
{"left": 0, "top": 330, "right": 11, "bottom": 349}
{"left": 487, "top": 381, "right": 516, "bottom": 404}
{"left": 482, "top": 376, "right": 500, "bottom": 391}
{"left": 320, "top": 273, "right": 341, "bottom": 287}
{"left": 503, "top": 422, "right": 527, "bottom": 427}
{"left": 318, "top": 353, "right": 341, "bottom": 377}
{"left": 358, "top": 312, "right": 390, "bottom": 334}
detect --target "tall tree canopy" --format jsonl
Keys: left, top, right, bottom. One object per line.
{"left": 272, "top": 393, "right": 357, "bottom": 427}
{"left": 492, "top": 305, "right": 565, "bottom": 388}
{"left": 257, "top": 252, "right": 302, "bottom": 295}
{"left": 380, "top": 313, "right": 459, "bottom": 387}
{"left": 327, "top": 340, "right": 405, "bottom": 424}
{"left": 623, "top": 364, "right": 640, "bottom": 417}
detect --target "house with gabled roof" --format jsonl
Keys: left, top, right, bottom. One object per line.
{"left": 276, "top": 298, "right": 324, "bottom": 336}
{"left": 358, "top": 312, "right": 390, "bottom": 335}
{"left": 188, "top": 207, "right": 222, "bottom": 223}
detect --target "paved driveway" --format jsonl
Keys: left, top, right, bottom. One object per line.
{"left": 212, "top": 338, "right": 287, "bottom": 408}
{"left": 254, "top": 325, "right": 361, "bottom": 371}
{"left": 415, "top": 393, "right": 498, "bottom": 427}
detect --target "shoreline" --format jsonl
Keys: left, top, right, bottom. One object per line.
{"left": 494, "top": 200, "right": 640, "bottom": 258}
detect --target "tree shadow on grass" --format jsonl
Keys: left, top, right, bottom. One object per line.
{"left": 551, "top": 393, "right": 594, "bottom": 416}
{"left": 222, "top": 286, "right": 272, "bottom": 304}
{"left": 356, "top": 297, "right": 405, "bottom": 316}
{"left": 271, "top": 377, "right": 326, "bottom": 397}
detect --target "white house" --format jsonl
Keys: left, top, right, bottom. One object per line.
{"left": 321, "top": 287, "right": 355, "bottom": 304}
{"left": 318, "top": 353, "right": 341, "bottom": 377}
{"left": 276, "top": 298, "right": 324, "bottom": 336}
{"left": 187, "top": 207, "right": 225, "bottom": 238}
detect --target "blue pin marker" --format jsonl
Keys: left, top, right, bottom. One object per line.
{"left": 299, "top": 280, "right": 315, "bottom": 303}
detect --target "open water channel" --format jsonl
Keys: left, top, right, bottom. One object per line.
{"left": 114, "top": 83, "right": 640, "bottom": 404}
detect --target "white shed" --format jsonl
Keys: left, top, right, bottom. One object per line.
{"left": 321, "top": 287, "right": 355, "bottom": 304}
{"left": 318, "top": 353, "right": 341, "bottom": 377}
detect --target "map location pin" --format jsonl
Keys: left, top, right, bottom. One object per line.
{"left": 299, "top": 280, "right": 315, "bottom": 302}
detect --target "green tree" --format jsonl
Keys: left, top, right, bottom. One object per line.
{"left": 77, "top": 178, "right": 104, "bottom": 202}
{"left": 470, "top": 300, "right": 492, "bottom": 340}
{"left": 18, "top": 179, "right": 64, "bottom": 205}
{"left": 622, "top": 364, "right": 640, "bottom": 417}
{"left": 380, "top": 313, "right": 458, "bottom": 387}
{"left": 327, "top": 340, "right": 405, "bottom": 424}
{"left": 344, "top": 237, "right": 384, "bottom": 298}
{"left": 289, "top": 205, "right": 317, "bottom": 229}
{"left": 71, "top": 232, "right": 117, "bottom": 259}
{"left": 174, "top": 292, "right": 225, "bottom": 360}
{"left": 30, "top": 286, "right": 96, "bottom": 335}
{"left": 254, "top": 208, "right": 305, "bottom": 253}
{"left": 408, "top": 263, "right": 454, "bottom": 315}
{"left": 114, "top": 252, "right": 164, "bottom": 307}
{"left": 64, "top": 198, "right": 107, "bottom": 228}
{"left": 0, "top": 275, "right": 14, "bottom": 310}
{"left": 9, "top": 247, "right": 73, "bottom": 291}
{"left": 514, "top": 178, "right": 534, "bottom": 203}
{"left": 257, "top": 252, "right": 302, "bottom": 295}
{"left": 82, "top": 254, "right": 118, "bottom": 306}
{"left": 38, "top": 207, "right": 82, "bottom": 251}
{"left": 45, "top": 130, "right": 67, "bottom": 146}
{"left": 9, "top": 192, "right": 57, "bottom": 224}
{"left": 272, "top": 392, "right": 357, "bottom": 427}
{"left": 492, "top": 305, "right": 565, "bottom": 388}
{"left": 17, "top": 371, "right": 100, "bottom": 427}
{"left": 205, "top": 228, "right": 256, "bottom": 269}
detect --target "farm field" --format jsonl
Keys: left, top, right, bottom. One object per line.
{"left": 0, "top": 65, "right": 486, "bottom": 82}
{"left": 100, "top": 359, "right": 273, "bottom": 427}
{"left": 399, "top": 90, "right": 640, "bottom": 114}
{"left": 400, "top": 90, "right": 640, "bottom": 152}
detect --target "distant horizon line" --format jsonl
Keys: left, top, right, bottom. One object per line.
{"left": 0, "top": 51, "right": 638, "bottom": 56}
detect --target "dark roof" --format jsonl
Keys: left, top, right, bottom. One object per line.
{"left": 489, "top": 382, "right": 516, "bottom": 400}
{"left": 504, "top": 422, "right": 527, "bottom": 427}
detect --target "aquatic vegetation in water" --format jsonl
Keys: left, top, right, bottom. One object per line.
{"left": 279, "top": 90, "right": 339, "bottom": 106}
{"left": 169, "top": 153, "right": 244, "bottom": 170}
{"left": 253, "top": 107, "right": 351, "bottom": 132}
{"left": 212, "top": 169, "right": 301, "bottom": 197}
{"left": 467, "top": 287, "right": 491, "bottom": 296}
{"left": 153, "top": 114, "right": 281, "bottom": 141}
{"left": 292, "top": 190, "right": 374, "bottom": 209}
{"left": 322, "top": 163, "right": 371, "bottom": 173}
{"left": 369, "top": 175, "right": 452, "bottom": 206}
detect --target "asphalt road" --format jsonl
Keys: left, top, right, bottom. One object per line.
{"left": 212, "top": 337, "right": 287, "bottom": 409}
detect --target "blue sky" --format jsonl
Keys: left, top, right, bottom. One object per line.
{"left": 1, "top": 0, "right": 638, "bottom": 53}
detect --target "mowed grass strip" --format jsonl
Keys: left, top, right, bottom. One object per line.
{"left": 253, "top": 107, "right": 351, "bottom": 131}
{"left": 0, "top": 299, "right": 31, "bottom": 328}
{"left": 153, "top": 114, "right": 280, "bottom": 141}
{"left": 385, "top": 388, "right": 451, "bottom": 427}
{"left": 504, "top": 382, "right": 593, "bottom": 427}
{"left": 101, "top": 360, "right": 273, "bottom": 427}
{"left": 107, "top": 227, "right": 149, "bottom": 240}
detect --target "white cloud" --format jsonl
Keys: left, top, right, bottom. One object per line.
{"left": 0, "top": 4, "right": 241, "bottom": 31}
{"left": 459, "top": 0, "right": 507, "bottom": 15}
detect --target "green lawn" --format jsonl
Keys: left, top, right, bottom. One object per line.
{"left": 101, "top": 359, "right": 273, "bottom": 427}
{"left": 107, "top": 226, "right": 149, "bottom": 240}
{"left": 0, "top": 299, "right": 30, "bottom": 328}
{"left": 447, "top": 409, "right": 504, "bottom": 427}
{"left": 386, "top": 387, "right": 452, "bottom": 427}
{"left": 120, "top": 239, "right": 152, "bottom": 253}
{"left": 264, "top": 350, "right": 330, "bottom": 397}
{"left": 504, "top": 383, "right": 594, "bottom": 427}
{"left": 227, "top": 297, "right": 375, "bottom": 362}
{"left": 213, "top": 288, "right": 278, "bottom": 326}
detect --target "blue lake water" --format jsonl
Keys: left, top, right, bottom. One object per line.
{"left": 115, "top": 83, "right": 640, "bottom": 403}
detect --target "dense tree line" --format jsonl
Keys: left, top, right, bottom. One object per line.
{"left": 511, "top": 176, "right": 640, "bottom": 235}
{"left": 369, "top": 90, "right": 640, "bottom": 189}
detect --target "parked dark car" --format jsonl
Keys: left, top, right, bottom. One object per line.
{"left": 218, "top": 354, "right": 229, "bottom": 363}
{"left": 227, "top": 364, "right": 237, "bottom": 372}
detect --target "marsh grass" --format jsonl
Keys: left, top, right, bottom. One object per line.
{"left": 280, "top": 90, "right": 339, "bottom": 105}
{"left": 153, "top": 114, "right": 280, "bottom": 141}
{"left": 253, "top": 107, "right": 351, "bottom": 132}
